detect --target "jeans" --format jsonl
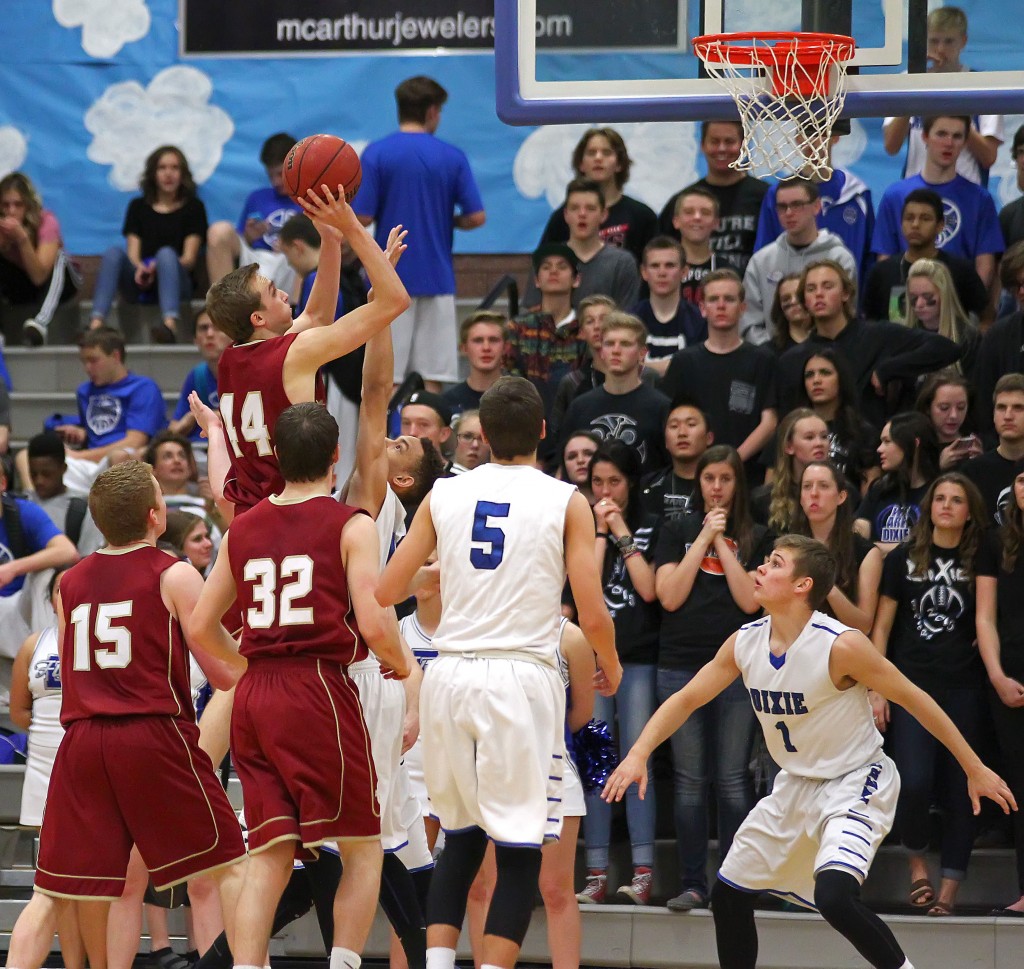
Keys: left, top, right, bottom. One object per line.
{"left": 582, "top": 662, "right": 657, "bottom": 871}
{"left": 91, "top": 245, "right": 191, "bottom": 321}
{"left": 657, "top": 666, "right": 756, "bottom": 895}
{"left": 890, "top": 686, "right": 985, "bottom": 881}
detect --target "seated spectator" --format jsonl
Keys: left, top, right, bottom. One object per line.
{"left": 17, "top": 328, "right": 166, "bottom": 494}
{"left": 168, "top": 306, "right": 232, "bottom": 443}
{"left": 0, "top": 172, "right": 79, "bottom": 346}
{"left": 538, "top": 128, "right": 657, "bottom": 263}
{"left": 999, "top": 125, "right": 1024, "bottom": 249}
{"left": 963, "top": 373, "right": 1024, "bottom": 525}
{"left": 916, "top": 371, "right": 980, "bottom": 472}
{"left": 505, "top": 243, "right": 586, "bottom": 418}
{"left": 442, "top": 310, "right": 507, "bottom": 416}
{"left": 88, "top": 146, "right": 208, "bottom": 343}
{"left": 775, "top": 260, "right": 961, "bottom": 428}
{"left": 144, "top": 431, "right": 221, "bottom": 535}
{"left": 854, "top": 411, "right": 939, "bottom": 554}
{"left": 660, "top": 269, "right": 777, "bottom": 485}
{"left": 871, "top": 472, "right": 989, "bottom": 917}
{"left": 278, "top": 213, "right": 347, "bottom": 318}
{"left": 671, "top": 187, "right": 720, "bottom": 304}
{"left": 862, "top": 188, "right": 988, "bottom": 323}
{"left": 767, "top": 272, "right": 812, "bottom": 356}
{"left": 792, "top": 461, "right": 881, "bottom": 632}
{"left": 658, "top": 121, "right": 769, "bottom": 275}
{"left": 632, "top": 237, "right": 706, "bottom": 375}
{"left": 798, "top": 347, "right": 880, "bottom": 491}
{"left": 449, "top": 410, "right": 489, "bottom": 474}
{"left": 872, "top": 115, "right": 1004, "bottom": 290}
{"left": 524, "top": 180, "right": 641, "bottom": 310}
{"left": 638, "top": 399, "right": 713, "bottom": 524}
{"left": 163, "top": 510, "right": 214, "bottom": 576}
{"left": 740, "top": 178, "right": 857, "bottom": 346}
{"left": 974, "top": 242, "right": 1024, "bottom": 431}
{"left": 754, "top": 138, "right": 875, "bottom": 281}
{"left": 24, "top": 432, "right": 103, "bottom": 555}
{"left": 206, "top": 132, "right": 301, "bottom": 294}
{"left": 752, "top": 408, "right": 830, "bottom": 531}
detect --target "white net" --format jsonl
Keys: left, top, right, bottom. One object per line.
{"left": 693, "top": 33, "right": 855, "bottom": 180}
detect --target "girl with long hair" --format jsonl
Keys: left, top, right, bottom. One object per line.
{"left": 915, "top": 370, "right": 982, "bottom": 471}
{"left": 753, "top": 408, "right": 829, "bottom": 531}
{"left": 904, "top": 258, "right": 981, "bottom": 377}
{"left": 768, "top": 272, "right": 812, "bottom": 354}
{"left": 89, "top": 145, "right": 207, "bottom": 342}
{"left": 653, "top": 444, "right": 772, "bottom": 911}
{"left": 871, "top": 472, "right": 990, "bottom": 916}
{"left": 163, "top": 511, "right": 214, "bottom": 575}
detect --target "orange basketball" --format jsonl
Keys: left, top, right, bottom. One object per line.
{"left": 283, "top": 134, "right": 362, "bottom": 204}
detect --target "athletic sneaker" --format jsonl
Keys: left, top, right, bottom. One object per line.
{"left": 22, "top": 318, "right": 45, "bottom": 346}
{"left": 575, "top": 871, "right": 607, "bottom": 904}
{"left": 617, "top": 868, "right": 652, "bottom": 905}
{"left": 667, "top": 888, "right": 707, "bottom": 912}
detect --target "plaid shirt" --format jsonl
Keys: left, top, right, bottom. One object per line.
{"left": 505, "top": 308, "right": 587, "bottom": 413}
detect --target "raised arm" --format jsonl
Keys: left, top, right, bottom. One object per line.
{"left": 377, "top": 493, "right": 438, "bottom": 607}
{"left": 188, "top": 391, "right": 233, "bottom": 523}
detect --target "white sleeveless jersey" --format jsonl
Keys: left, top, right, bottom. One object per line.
{"left": 27, "top": 626, "right": 63, "bottom": 750}
{"left": 734, "top": 611, "right": 882, "bottom": 780}
{"left": 431, "top": 464, "right": 575, "bottom": 666}
{"left": 399, "top": 612, "right": 438, "bottom": 673}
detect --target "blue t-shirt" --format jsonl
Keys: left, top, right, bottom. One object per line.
{"left": 76, "top": 373, "right": 167, "bottom": 448}
{"left": 0, "top": 347, "right": 11, "bottom": 391}
{"left": 297, "top": 269, "right": 346, "bottom": 319}
{"left": 755, "top": 169, "right": 875, "bottom": 279}
{"left": 236, "top": 187, "right": 301, "bottom": 253}
{"left": 0, "top": 497, "right": 61, "bottom": 596}
{"left": 354, "top": 132, "right": 484, "bottom": 296}
{"left": 871, "top": 174, "right": 1004, "bottom": 261}
{"left": 173, "top": 363, "right": 218, "bottom": 442}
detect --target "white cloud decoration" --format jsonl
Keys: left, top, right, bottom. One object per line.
{"left": 53, "top": 0, "right": 151, "bottom": 59}
{"left": 85, "top": 67, "right": 234, "bottom": 191}
{"left": 0, "top": 127, "right": 29, "bottom": 178}
{"left": 514, "top": 122, "right": 700, "bottom": 214}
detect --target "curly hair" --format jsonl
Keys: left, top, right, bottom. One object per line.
{"left": 767, "top": 408, "right": 824, "bottom": 534}
{"left": 907, "top": 472, "right": 987, "bottom": 582}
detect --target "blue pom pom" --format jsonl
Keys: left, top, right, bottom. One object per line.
{"left": 571, "top": 718, "right": 618, "bottom": 794}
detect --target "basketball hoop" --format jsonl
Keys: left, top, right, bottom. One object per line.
{"left": 692, "top": 31, "right": 856, "bottom": 180}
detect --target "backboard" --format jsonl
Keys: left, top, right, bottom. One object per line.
{"left": 495, "top": 0, "right": 1024, "bottom": 125}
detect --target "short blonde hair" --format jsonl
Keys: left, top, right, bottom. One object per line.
{"left": 928, "top": 6, "right": 967, "bottom": 36}
{"left": 89, "top": 462, "right": 160, "bottom": 546}
{"left": 599, "top": 311, "right": 648, "bottom": 344}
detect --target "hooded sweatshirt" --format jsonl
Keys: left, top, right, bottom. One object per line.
{"left": 740, "top": 228, "right": 859, "bottom": 346}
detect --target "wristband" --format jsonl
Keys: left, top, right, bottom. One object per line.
{"left": 595, "top": 531, "right": 609, "bottom": 539}
{"left": 622, "top": 547, "right": 642, "bottom": 560}
{"left": 613, "top": 533, "right": 634, "bottom": 552}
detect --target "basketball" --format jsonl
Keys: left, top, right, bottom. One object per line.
{"left": 283, "top": 134, "right": 362, "bottom": 204}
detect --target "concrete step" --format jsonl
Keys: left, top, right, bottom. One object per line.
{"left": 3, "top": 346, "right": 200, "bottom": 395}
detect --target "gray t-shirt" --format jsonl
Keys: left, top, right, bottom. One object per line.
{"left": 35, "top": 490, "right": 104, "bottom": 555}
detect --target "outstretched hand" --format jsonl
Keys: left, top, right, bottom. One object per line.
{"left": 967, "top": 763, "right": 1018, "bottom": 816}
{"left": 188, "top": 391, "right": 221, "bottom": 440}
{"left": 602, "top": 749, "right": 648, "bottom": 802}
{"left": 384, "top": 225, "right": 408, "bottom": 267}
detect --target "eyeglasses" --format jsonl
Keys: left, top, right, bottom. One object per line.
{"left": 776, "top": 199, "right": 812, "bottom": 212}
{"left": 457, "top": 432, "right": 483, "bottom": 444}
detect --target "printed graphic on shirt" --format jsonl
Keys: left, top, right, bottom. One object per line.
{"left": 938, "top": 199, "right": 962, "bottom": 249}
{"left": 875, "top": 501, "right": 921, "bottom": 545}
{"left": 34, "top": 655, "right": 62, "bottom": 691}
{"left": 685, "top": 535, "right": 739, "bottom": 576}
{"left": 603, "top": 525, "right": 654, "bottom": 618}
{"left": 86, "top": 394, "right": 123, "bottom": 436}
{"left": 904, "top": 555, "right": 968, "bottom": 640}
{"left": 589, "top": 413, "right": 649, "bottom": 464}
{"left": 728, "top": 380, "right": 756, "bottom": 416}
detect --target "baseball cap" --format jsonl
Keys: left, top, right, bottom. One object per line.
{"left": 531, "top": 242, "right": 580, "bottom": 274}
{"left": 405, "top": 390, "right": 453, "bottom": 427}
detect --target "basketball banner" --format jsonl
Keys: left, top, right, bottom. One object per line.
{"left": 181, "top": 0, "right": 681, "bottom": 55}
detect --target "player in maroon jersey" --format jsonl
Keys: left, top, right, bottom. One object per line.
{"left": 206, "top": 187, "right": 410, "bottom": 517}
{"left": 190, "top": 401, "right": 409, "bottom": 969}
{"left": 6, "top": 461, "right": 247, "bottom": 969}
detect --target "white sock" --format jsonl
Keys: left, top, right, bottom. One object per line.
{"left": 425, "top": 946, "right": 457, "bottom": 969}
{"left": 329, "top": 948, "right": 361, "bottom": 969}
{"left": 900, "top": 961, "right": 915, "bottom": 969}
{"left": 234, "top": 965, "right": 262, "bottom": 969}
{"left": 482, "top": 963, "right": 506, "bottom": 969}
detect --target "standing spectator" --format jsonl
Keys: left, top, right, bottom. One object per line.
{"left": 999, "top": 126, "right": 1024, "bottom": 248}
{"left": 653, "top": 445, "right": 771, "bottom": 912}
{"left": 871, "top": 473, "right": 990, "bottom": 917}
{"left": 658, "top": 122, "right": 769, "bottom": 275}
{"left": 976, "top": 468, "right": 1024, "bottom": 916}
{"left": 206, "top": 132, "right": 301, "bottom": 294}
{"left": 559, "top": 432, "right": 599, "bottom": 501}
{"left": 962, "top": 373, "right": 1024, "bottom": 525}
{"left": 355, "top": 76, "right": 486, "bottom": 392}
{"left": 88, "top": 146, "right": 207, "bottom": 343}
{"left": 753, "top": 409, "right": 829, "bottom": 532}
{"left": 883, "top": 7, "right": 1003, "bottom": 187}
{"left": 449, "top": 410, "right": 489, "bottom": 474}
{"left": 671, "top": 187, "right": 720, "bottom": 304}
{"left": 854, "top": 412, "right": 939, "bottom": 554}
{"left": 974, "top": 242, "right": 1024, "bottom": 431}
{"left": 901, "top": 259, "right": 980, "bottom": 380}
{"left": 767, "top": 273, "right": 813, "bottom": 355}
{"left": 577, "top": 441, "right": 660, "bottom": 906}
{"left": 632, "top": 237, "right": 706, "bottom": 376}
{"left": 798, "top": 347, "right": 880, "bottom": 490}
{"left": 863, "top": 189, "right": 989, "bottom": 325}
{"left": 442, "top": 311, "right": 507, "bottom": 416}
{"left": 538, "top": 128, "right": 657, "bottom": 263}
{"left": 559, "top": 314, "right": 669, "bottom": 473}
{"left": 660, "top": 269, "right": 777, "bottom": 485}
{"left": 168, "top": 306, "right": 232, "bottom": 443}
{"left": 163, "top": 511, "right": 214, "bottom": 575}
{"left": 915, "top": 371, "right": 981, "bottom": 472}
{"left": 638, "top": 400, "right": 713, "bottom": 525}
{"left": 0, "top": 172, "right": 80, "bottom": 346}
{"left": 740, "top": 178, "right": 857, "bottom": 346}
{"left": 872, "top": 116, "right": 1004, "bottom": 290}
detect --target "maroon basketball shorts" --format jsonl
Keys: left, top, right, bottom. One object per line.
{"left": 231, "top": 657, "right": 380, "bottom": 852}
{"left": 35, "top": 716, "right": 245, "bottom": 899}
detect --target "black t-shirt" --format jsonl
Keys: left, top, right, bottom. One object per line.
{"left": 602, "top": 515, "right": 661, "bottom": 664}
{"left": 631, "top": 299, "right": 707, "bottom": 358}
{"left": 541, "top": 194, "right": 658, "bottom": 263}
{"left": 658, "top": 176, "right": 770, "bottom": 275}
{"left": 962, "top": 449, "right": 1024, "bottom": 526}
{"left": 862, "top": 250, "right": 988, "bottom": 323}
{"left": 637, "top": 467, "right": 697, "bottom": 525}
{"left": 560, "top": 383, "right": 671, "bottom": 473}
{"left": 655, "top": 515, "right": 774, "bottom": 669}
{"left": 880, "top": 542, "right": 982, "bottom": 689}
{"left": 827, "top": 415, "right": 880, "bottom": 489}
{"left": 680, "top": 254, "right": 717, "bottom": 306}
{"left": 855, "top": 481, "right": 928, "bottom": 545}
{"left": 976, "top": 531, "right": 1024, "bottom": 680}
{"left": 441, "top": 381, "right": 484, "bottom": 416}
{"left": 122, "top": 196, "right": 208, "bottom": 261}
{"left": 1000, "top": 197, "right": 1024, "bottom": 250}
{"left": 749, "top": 484, "right": 772, "bottom": 528}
